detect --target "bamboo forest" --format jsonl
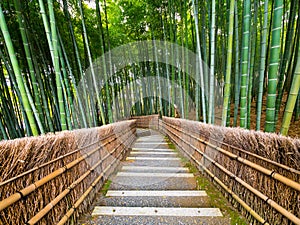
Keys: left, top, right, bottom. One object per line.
{"left": 0, "top": 0, "right": 299, "bottom": 139}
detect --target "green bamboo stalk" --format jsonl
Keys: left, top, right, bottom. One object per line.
{"left": 31, "top": 53, "right": 55, "bottom": 132}
{"left": 103, "top": 0, "right": 116, "bottom": 122}
{"left": 169, "top": 0, "right": 176, "bottom": 117}
{"left": 162, "top": 15, "right": 171, "bottom": 116}
{"left": 256, "top": 0, "right": 269, "bottom": 131}
{"left": 58, "top": 42, "right": 73, "bottom": 129}
{"left": 284, "top": 13, "right": 299, "bottom": 93}
{"left": 0, "top": 114, "right": 8, "bottom": 140}
{"left": 23, "top": 77, "right": 45, "bottom": 133}
{"left": 184, "top": 0, "right": 189, "bottom": 119}
{"left": 221, "top": 0, "right": 235, "bottom": 127}
{"left": 239, "top": 0, "right": 251, "bottom": 128}
{"left": 153, "top": 39, "right": 163, "bottom": 114}
{"left": 193, "top": 0, "right": 207, "bottom": 123}
{"left": 265, "top": 0, "right": 284, "bottom": 132}
{"left": 96, "top": 0, "right": 113, "bottom": 123}
{"left": 201, "top": 2, "right": 209, "bottom": 105}
{"left": 122, "top": 70, "right": 128, "bottom": 117}
{"left": 14, "top": 0, "right": 45, "bottom": 128}
{"left": 247, "top": 1, "right": 258, "bottom": 129}
{"left": 275, "top": 0, "right": 296, "bottom": 123}
{"left": 57, "top": 32, "right": 81, "bottom": 129}
{"left": 0, "top": 68, "right": 12, "bottom": 139}
{"left": 0, "top": 5, "right": 39, "bottom": 136}
{"left": 39, "top": 0, "right": 63, "bottom": 130}
{"left": 0, "top": 49, "right": 26, "bottom": 137}
{"left": 208, "top": 0, "right": 216, "bottom": 124}
{"left": 78, "top": 0, "right": 105, "bottom": 125}
{"left": 233, "top": 1, "right": 240, "bottom": 127}
{"left": 48, "top": 0, "right": 67, "bottom": 130}
{"left": 295, "top": 91, "right": 300, "bottom": 121}
{"left": 280, "top": 44, "right": 300, "bottom": 135}
{"left": 62, "top": 0, "right": 88, "bottom": 128}
{"left": 177, "top": 49, "right": 185, "bottom": 119}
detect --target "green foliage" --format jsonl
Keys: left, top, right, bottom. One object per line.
{"left": 0, "top": 0, "right": 299, "bottom": 139}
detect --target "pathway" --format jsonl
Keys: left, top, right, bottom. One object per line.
{"left": 87, "top": 129, "right": 230, "bottom": 224}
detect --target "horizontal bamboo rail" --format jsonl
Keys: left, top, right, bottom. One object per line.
{"left": 0, "top": 120, "right": 137, "bottom": 224}
{"left": 161, "top": 122, "right": 269, "bottom": 224}
{"left": 56, "top": 134, "right": 135, "bottom": 225}
{"left": 161, "top": 119, "right": 300, "bottom": 225}
{"left": 0, "top": 132, "right": 117, "bottom": 186}
{"left": 163, "top": 121, "right": 300, "bottom": 191}
{"left": 190, "top": 128, "right": 300, "bottom": 175}
{"left": 0, "top": 144, "right": 102, "bottom": 211}
{"left": 26, "top": 132, "right": 135, "bottom": 225}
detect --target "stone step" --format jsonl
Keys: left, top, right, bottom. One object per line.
{"left": 131, "top": 148, "right": 174, "bottom": 152}
{"left": 122, "top": 159, "right": 183, "bottom": 167}
{"left": 106, "top": 190, "right": 207, "bottom": 197}
{"left": 87, "top": 215, "right": 230, "bottom": 225}
{"left": 92, "top": 206, "right": 223, "bottom": 217}
{"left": 135, "top": 138, "right": 166, "bottom": 142}
{"left": 84, "top": 129, "right": 230, "bottom": 225}
{"left": 126, "top": 156, "right": 180, "bottom": 161}
{"left": 116, "top": 172, "right": 194, "bottom": 178}
{"left": 99, "top": 196, "right": 211, "bottom": 208}
{"left": 109, "top": 176, "right": 197, "bottom": 190}
{"left": 120, "top": 166, "right": 189, "bottom": 173}
{"left": 133, "top": 143, "right": 169, "bottom": 149}
{"left": 128, "top": 153, "right": 179, "bottom": 158}
{"left": 97, "top": 190, "right": 211, "bottom": 208}
{"left": 130, "top": 151, "right": 177, "bottom": 155}
{"left": 133, "top": 142, "right": 169, "bottom": 145}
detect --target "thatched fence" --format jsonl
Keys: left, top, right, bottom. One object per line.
{"left": 131, "top": 115, "right": 159, "bottom": 129}
{"left": 0, "top": 120, "right": 136, "bottom": 225}
{"left": 160, "top": 117, "right": 300, "bottom": 225}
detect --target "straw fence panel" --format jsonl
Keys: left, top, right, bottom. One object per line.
{"left": 131, "top": 115, "right": 159, "bottom": 129}
{"left": 160, "top": 117, "right": 300, "bottom": 225}
{"left": 0, "top": 120, "right": 136, "bottom": 225}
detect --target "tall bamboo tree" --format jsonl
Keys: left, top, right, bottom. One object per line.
{"left": 233, "top": 1, "right": 240, "bottom": 127}
{"left": 239, "top": 0, "right": 251, "bottom": 128}
{"left": 208, "top": 0, "right": 216, "bottom": 124}
{"left": 48, "top": 0, "right": 67, "bottom": 130}
{"left": 265, "top": 0, "right": 284, "bottom": 132}
{"left": 96, "top": 0, "right": 113, "bottom": 123}
{"left": 221, "top": 0, "right": 235, "bottom": 127}
{"left": 281, "top": 44, "right": 300, "bottom": 135}
{"left": 192, "top": 0, "right": 206, "bottom": 123}
{"left": 78, "top": 0, "right": 105, "bottom": 125}
{"left": 0, "top": 5, "right": 39, "bottom": 136}
{"left": 275, "top": 0, "right": 297, "bottom": 124}
{"left": 256, "top": 0, "right": 269, "bottom": 130}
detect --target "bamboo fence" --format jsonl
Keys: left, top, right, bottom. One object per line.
{"left": 131, "top": 115, "right": 159, "bottom": 129}
{"left": 0, "top": 120, "right": 136, "bottom": 225}
{"left": 160, "top": 117, "right": 300, "bottom": 225}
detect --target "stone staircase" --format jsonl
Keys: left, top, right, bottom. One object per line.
{"left": 89, "top": 129, "right": 230, "bottom": 225}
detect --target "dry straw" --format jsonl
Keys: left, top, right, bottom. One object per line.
{"left": 161, "top": 116, "right": 299, "bottom": 225}
{"left": 0, "top": 120, "right": 136, "bottom": 225}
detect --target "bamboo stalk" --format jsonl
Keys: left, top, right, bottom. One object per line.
{"left": 0, "top": 5, "right": 39, "bottom": 136}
